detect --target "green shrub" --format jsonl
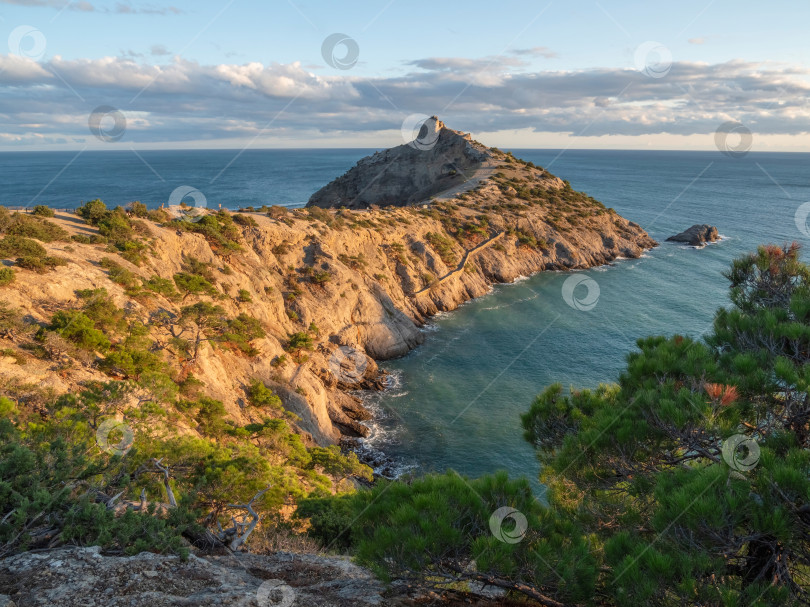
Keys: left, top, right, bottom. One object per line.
{"left": 32, "top": 205, "right": 55, "bottom": 218}
{"left": 247, "top": 380, "right": 282, "bottom": 409}
{"left": 237, "top": 288, "right": 252, "bottom": 302}
{"left": 71, "top": 234, "right": 91, "bottom": 244}
{"left": 286, "top": 331, "right": 313, "bottom": 353}
{"left": 15, "top": 255, "right": 68, "bottom": 273}
{"left": 142, "top": 275, "right": 179, "bottom": 299}
{"left": 267, "top": 205, "right": 289, "bottom": 219}
{"left": 99, "top": 347, "right": 165, "bottom": 381}
{"left": 172, "top": 212, "right": 241, "bottom": 254}
{"left": 5, "top": 214, "right": 69, "bottom": 242}
{"left": 0, "top": 267, "right": 14, "bottom": 286}
{"left": 307, "top": 445, "right": 372, "bottom": 482}
{"left": 233, "top": 213, "right": 258, "bottom": 227}
{"left": 76, "top": 201, "right": 148, "bottom": 265}
{"left": 182, "top": 256, "right": 216, "bottom": 282}
{"left": 74, "top": 288, "right": 126, "bottom": 334}
{"left": 311, "top": 270, "right": 331, "bottom": 285}
{"left": 173, "top": 273, "right": 218, "bottom": 300}
{"left": 49, "top": 310, "right": 111, "bottom": 351}
{"left": 223, "top": 313, "right": 265, "bottom": 355}
{"left": 76, "top": 199, "right": 110, "bottom": 225}
{"left": 127, "top": 201, "right": 149, "bottom": 218}
{"left": 0, "top": 235, "right": 46, "bottom": 259}
{"left": 515, "top": 228, "right": 538, "bottom": 248}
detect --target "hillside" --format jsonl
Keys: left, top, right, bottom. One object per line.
{"left": 0, "top": 186, "right": 654, "bottom": 447}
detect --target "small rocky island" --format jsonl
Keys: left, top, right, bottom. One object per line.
{"left": 666, "top": 224, "right": 720, "bottom": 246}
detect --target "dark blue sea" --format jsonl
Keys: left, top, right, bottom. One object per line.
{"left": 4, "top": 148, "right": 809, "bottom": 488}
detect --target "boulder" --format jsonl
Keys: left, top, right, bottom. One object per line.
{"left": 666, "top": 224, "right": 719, "bottom": 246}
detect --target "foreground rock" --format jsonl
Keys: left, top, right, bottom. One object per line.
{"left": 666, "top": 224, "right": 719, "bottom": 246}
{"left": 0, "top": 546, "right": 388, "bottom": 607}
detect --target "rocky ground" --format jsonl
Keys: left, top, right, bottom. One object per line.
{"left": 0, "top": 546, "right": 386, "bottom": 606}
{"left": 0, "top": 546, "right": 538, "bottom": 607}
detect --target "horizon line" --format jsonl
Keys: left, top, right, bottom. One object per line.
{"left": 3, "top": 146, "right": 810, "bottom": 154}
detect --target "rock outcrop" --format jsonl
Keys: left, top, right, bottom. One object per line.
{"left": 666, "top": 224, "right": 719, "bottom": 246}
{"left": 0, "top": 546, "right": 388, "bottom": 606}
{"left": 307, "top": 117, "right": 496, "bottom": 209}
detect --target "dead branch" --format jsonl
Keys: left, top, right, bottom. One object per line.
{"left": 219, "top": 486, "right": 271, "bottom": 551}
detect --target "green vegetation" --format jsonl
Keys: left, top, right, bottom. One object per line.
{"left": 173, "top": 272, "right": 218, "bottom": 300}
{"left": 0, "top": 234, "right": 69, "bottom": 272}
{"left": 14, "top": 255, "right": 68, "bottom": 272}
{"left": 286, "top": 331, "right": 313, "bottom": 356}
{"left": 171, "top": 210, "right": 242, "bottom": 256}
{"left": 31, "top": 205, "right": 55, "bottom": 218}
{"left": 425, "top": 231, "right": 457, "bottom": 266}
{"left": 76, "top": 199, "right": 148, "bottom": 265}
{"left": 0, "top": 235, "right": 47, "bottom": 258}
{"left": 99, "top": 257, "right": 140, "bottom": 290}
{"left": 299, "top": 243, "right": 810, "bottom": 606}
{"left": 142, "top": 275, "right": 180, "bottom": 299}
{"left": 311, "top": 269, "right": 331, "bottom": 285}
{"left": 49, "top": 310, "right": 112, "bottom": 352}
{"left": 0, "top": 268, "right": 14, "bottom": 286}
{"left": 247, "top": 380, "right": 282, "bottom": 410}
{"left": 0, "top": 254, "right": 370, "bottom": 559}
{"left": 0, "top": 376, "right": 370, "bottom": 557}
{"left": 232, "top": 213, "right": 258, "bottom": 227}
{"left": 3, "top": 212, "right": 69, "bottom": 242}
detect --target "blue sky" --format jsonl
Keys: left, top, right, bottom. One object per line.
{"left": 2, "top": 0, "right": 809, "bottom": 150}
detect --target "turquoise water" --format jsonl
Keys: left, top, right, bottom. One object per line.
{"left": 359, "top": 150, "right": 810, "bottom": 488}
{"left": 3, "top": 148, "right": 809, "bottom": 488}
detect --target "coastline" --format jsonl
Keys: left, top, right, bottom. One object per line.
{"left": 345, "top": 249, "right": 658, "bottom": 480}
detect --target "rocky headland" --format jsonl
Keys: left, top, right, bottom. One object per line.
{"left": 0, "top": 120, "right": 657, "bottom": 605}
{"left": 0, "top": 128, "right": 655, "bottom": 445}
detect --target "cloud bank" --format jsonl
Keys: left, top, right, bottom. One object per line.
{"left": 1, "top": 52, "right": 808, "bottom": 148}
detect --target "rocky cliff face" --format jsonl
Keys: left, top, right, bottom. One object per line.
{"left": 307, "top": 117, "right": 493, "bottom": 209}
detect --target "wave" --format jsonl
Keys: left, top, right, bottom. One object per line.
{"left": 480, "top": 292, "right": 540, "bottom": 310}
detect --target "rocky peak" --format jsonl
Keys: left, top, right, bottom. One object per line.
{"left": 306, "top": 117, "right": 493, "bottom": 209}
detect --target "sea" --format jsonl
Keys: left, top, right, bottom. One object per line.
{"left": 4, "top": 148, "right": 809, "bottom": 491}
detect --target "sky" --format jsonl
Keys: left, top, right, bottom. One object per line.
{"left": 1, "top": 0, "right": 809, "bottom": 151}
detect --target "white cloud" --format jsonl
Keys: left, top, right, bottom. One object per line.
{"left": 1, "top": 53, "right": 809, "bottom": 148}
{"left": 510, "top": 46, "right": 558, "bottom": 59}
